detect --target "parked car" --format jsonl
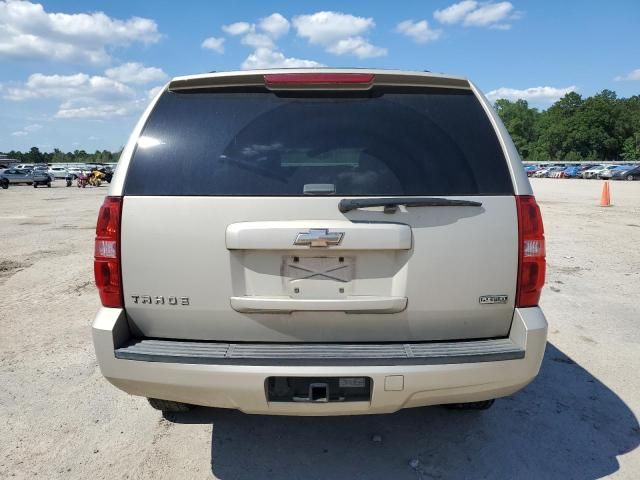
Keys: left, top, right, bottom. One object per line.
{"left": 48, "top": 166, "right": 70, "bottom": 179}
{"left": 582, "top": 164, "right": 616, "bottom": 179}
{"left": 533, "top": 168, "right": 551, "bottom": 177}
{"left": 14, "top": 164, "right": 34, "bottom": 170}
{"left": 548, "top": 167, "right": 566, "bottom": 178}
{"left": 32, "top": 165, "right": 54, "bottom": 181}
{"left": 562, "top": 166, "right": 581, "bottom": 178}
{"left": 92, "top": 69, "right": 548, "bottom": 416}
{"left": 0, "top": 168, "right": 51, "bottom": 187}
{"left": 523, "top": 165, "right": 538, "bottom": 176}
{"left": 535, "top": 166, "right": 563, "bottom": 178}
{"left": 600, "top": 165, "right": 633, "bottom": 179}
{"left": 611, "top": 164, "right": 640, "bottom": 181}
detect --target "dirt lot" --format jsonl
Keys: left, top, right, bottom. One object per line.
{"left": 1, "top": 179, "right": 638, "bottom": 479}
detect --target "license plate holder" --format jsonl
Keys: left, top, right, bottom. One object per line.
{"left": 283, "top": 256, "right": 354, "bottom": 298}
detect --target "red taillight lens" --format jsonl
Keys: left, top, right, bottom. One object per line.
{"left": 94, "top": 196, "right": 122, "bottom": 307}
{"left": 264, "top": 73, "right": 374, "bottom": 87}
{"left": 516, "top": 195, "right": 546, "bottom": 307}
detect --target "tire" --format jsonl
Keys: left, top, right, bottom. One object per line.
{"left": 33, "top": 182, "right": 38, "bottom": 188}
{"left": 444, "top": 399, "right": 495, "bottom": 410}
{"left": 1, "top": 180, "right": 8, "bottom": 189}
{"left": 628, "top": 175, "right": 634, "bottom": 181}
{"left": 147, "top": 398, "right": 192, "bottom": 413}
{"left": 46, "top": 181, "right": 51, "bottom": 188}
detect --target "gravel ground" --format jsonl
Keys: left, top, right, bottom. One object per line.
{"left": 0, "top": 178, "right": 638, "bottom": 479}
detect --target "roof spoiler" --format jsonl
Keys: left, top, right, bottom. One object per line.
{"left": 168, "top": 70, "right": 470, "bottom": 92}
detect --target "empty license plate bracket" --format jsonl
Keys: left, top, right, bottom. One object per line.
{"left": 283, "top": 256, "right": 354, "bottom": 298}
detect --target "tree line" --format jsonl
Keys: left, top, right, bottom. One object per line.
{"left": 0, "top": 147, "right": 120, "bottom": 164}
{"left": 494, "top": 90, "right": 640, "bottom": 162}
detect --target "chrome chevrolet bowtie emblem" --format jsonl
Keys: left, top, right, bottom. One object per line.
{"left": 294, "top": 229, "right": 344, "bottom": 247}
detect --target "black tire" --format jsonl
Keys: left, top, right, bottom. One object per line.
{"left": 1, "top": 180, "right": 8, "bottom": 189}
{"left": 628, "top": 175, "right": 634, "bottom": 181}
{"left": 147, "top": 398, "right": 192, "bottom": 413}
{"left": 46, "top": 181, "right": 51, "bottom": 188}
{"left": 444, "top": 399, "right": 495, "bottom": 410}
{"left": 33, "top": 182, "right": 38, "bottom": 188}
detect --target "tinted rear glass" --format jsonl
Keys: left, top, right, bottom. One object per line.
{"left": 124, "top": 87, "right": 513, "bottom": 196}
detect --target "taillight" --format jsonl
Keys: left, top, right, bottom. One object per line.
{"left": 264, "top": 73, "right": 374, "bottom": 87}
{"left": 94, "top": 196, "right": 123, "bottom": 307}
{"left": 516, "top": 195, "right": 546, "bottom": 307}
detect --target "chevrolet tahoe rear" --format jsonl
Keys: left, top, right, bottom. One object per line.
{"left": 92, "top": 69, "right": 547, "bottom": 415}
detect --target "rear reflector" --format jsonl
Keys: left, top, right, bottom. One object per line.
{"left": 516, "top": 195, "right": 546, "bottom": 307}
{"left": 94, "top": 196, "right": 123, "bottom": 308}
{"left": 264, "top": 73, "right": 374, "bottom": 87}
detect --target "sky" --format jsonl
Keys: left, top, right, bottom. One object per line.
{"left": 0, "top": 0, "right": 639, "bottom": 152}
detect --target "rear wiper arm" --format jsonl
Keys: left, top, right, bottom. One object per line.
{"left": 338, "top": 197, "right": 482, "bottom": 213}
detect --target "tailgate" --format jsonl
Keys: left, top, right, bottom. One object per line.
{"left": 121, "top": 196, "right": 517, "bottom": 342}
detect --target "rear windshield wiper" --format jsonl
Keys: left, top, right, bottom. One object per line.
{"left": 338, "top": 197, "right": 483, "bottom": 213}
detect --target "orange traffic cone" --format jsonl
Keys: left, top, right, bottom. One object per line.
{"left": 600, "top": 181, "right": 611, "bottom": 207}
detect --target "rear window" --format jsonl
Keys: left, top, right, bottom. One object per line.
{"left": 124, "top": 87, "right": 513, "bottom": 196}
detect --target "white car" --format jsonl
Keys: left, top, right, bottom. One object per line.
{"left": 582, "top": 164, "right": 618, "bottom": 179}
{"left": 48, "top": 166, "right": 70, "bottom": 179}
{"left": 533, "top": 168, "right": 551, "bottom": 177}
{"left": 92, "top": 69, "right": 548, "bottom": 416}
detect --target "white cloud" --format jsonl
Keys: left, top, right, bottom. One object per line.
{"left": 614, "top": 68, "right": 640, "bottom": 81}
{"left": 10, "top": 123, "right": 42, "bottom": 136}
{"left": 486, "top": 86, "right": 577, "bottom": 104}
{"left": 55, "top": 104, "right": 130, "bottom": 119}
{"left": 292, "top": 11, "right": 385, "bottom": 58}
{"left": 434, "top": 1, "right": 518, "bottom": 29}
{"left": 5, "top": 73, "right": 135, "bottom": 102}
{"left": 24, "top": 123, "right": 43, "bottom": 132}
{"left": 241, "top": 32, "right": 275, "bottom": 49}
{"left": 4, "top": 72, "right": 144, "bottom": 119}
{"left": 259, "top": 13, "right": 289, "bottom": 38}
{"left": 326, "top": 37, "right": 387, "bottom": 58}
{"left": 241, "top": 47, "right": 324, "bottom": 70}
{"left": 293, "top": 11, "right": 374, "bottom": 44}
{"left": 434, "top": 1, "right": 478, "bottom": 24}
{"left": 0, "top": 0, "right": 160, "bottom": 64}
{"left": 219, "top": 13, "right": 323, "bottom": 70}
{"left": 396, "top": 20, "right": 442, "bottom": 43}
{"left": 105, "top": 63, "right": 167, "bottom": 84}
{"left": 201, "top": 36, "right": 225, "bottom": 53}
{"left": 464, "top": 2, "right": 515, "bottom": 27}
{"left": 221, "top": 14, "right": 289, "bottom": 49}
{"left": 222, "top": 22, "right": 252, "bottom": 36}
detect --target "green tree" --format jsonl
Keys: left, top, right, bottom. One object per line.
{"left": 25, "top": 146, "right": 44, "bottom": 163}
{"left": 494, "top": 99, "right": 539, "bottom": 159}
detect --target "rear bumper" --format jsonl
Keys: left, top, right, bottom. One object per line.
{"left": 92, "top": 308, "right": 547, "bottom": 415}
